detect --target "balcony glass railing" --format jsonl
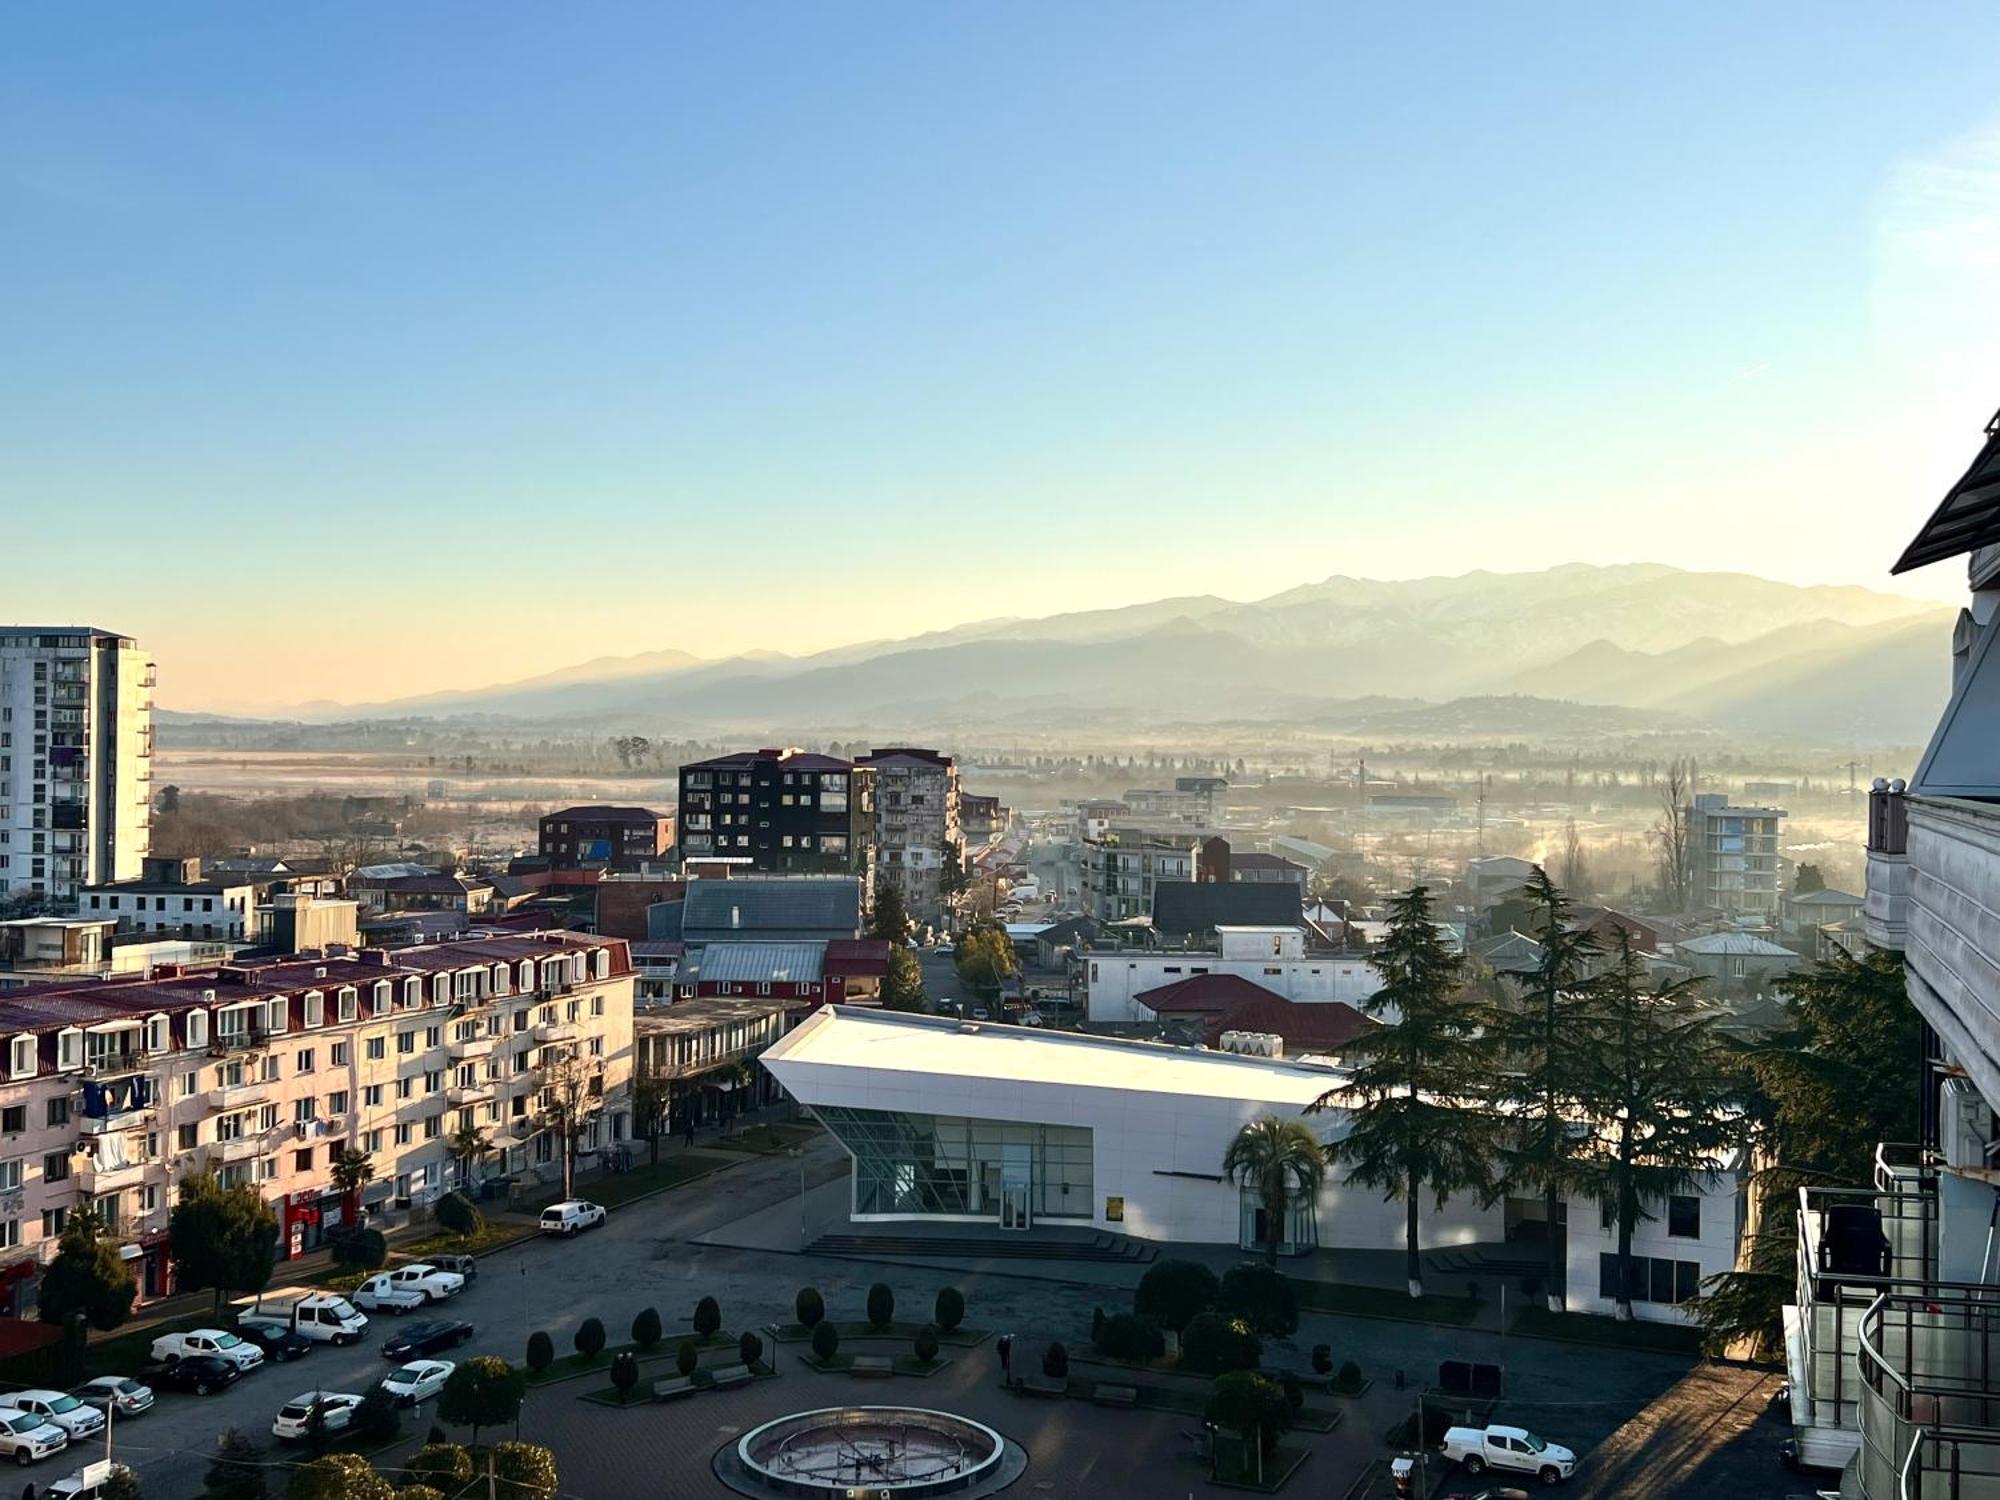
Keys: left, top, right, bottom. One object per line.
{"left": 1859, "top": 1290, "right": 2000, "bottom": 1499}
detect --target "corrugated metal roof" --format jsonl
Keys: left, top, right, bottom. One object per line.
{"left": 693, "top": 942, "right": 825, "bottom": 985}
{"left": 681, "top": 879, "right": 861, "bottom": 937}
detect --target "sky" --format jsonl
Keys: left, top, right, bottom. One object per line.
{"left": 8, "top": 5, "right": 2000, "bottom": 712}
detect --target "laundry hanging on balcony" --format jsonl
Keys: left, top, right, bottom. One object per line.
{"left": 80, "top": 1075, "right": 152, "bottom": 1119}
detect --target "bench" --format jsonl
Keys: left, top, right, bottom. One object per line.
{"left": 1092, "top": 1384, "right": 1138, "bottom": 1408}
{"left": 650, "top": 1377, "right": 696, "bottom": 1402}
{"left": 1021, "top": 1375, "right": 1067, "bottom": 1397}
{"left": 708, "top": 1363, "right": 755, "bottom": 1389}
{"left": 851, "top": 1356, "right": 894, "bottom": 1378}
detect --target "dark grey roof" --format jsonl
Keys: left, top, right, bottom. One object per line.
{"left": 1895, "top": 413, "right": 2000, "bottom": 573}
{"left": 680, "top": 878, "right": 862, "bottom": 941}
{"left": 1151, "top": 881, "right": 1301, "bottom": 937}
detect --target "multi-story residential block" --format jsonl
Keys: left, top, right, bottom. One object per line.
{"left": 678, "top": 749, "right": 875, "bottom": 880}
{"left": 0, "top": 931, "right": 633, "bottom": 1313}
{"left": 538, "top": 805, "right": 673, "bottom": 870}
{"left": 78, "top": 857, "right": 261, "bottom": 943}
{"left": 1123, "top": 776, "right": 1228, "bottom": 826}
{"left": 635, "top": 997, "right": 797, "bottom": 1133}
{"left": 1193, "top": 838, "right": 1305, "bottom": 889}
{"left": 855, "top": 748, "right": 959, "bottom": 922}
{"left": 1078, "top": 825, "right": 1196, "bottom": 922}
{"left": 958, "top": 793, "right": 1006, "bottom": 846}
{"left": 1084, "top": 924, "right": 1380, "bottom": 1022}
{"left": 0, "top": 628, "right": 154, "bottom": 907}
{"left": 1689, "top": 793, "right": 1785, "bottom": 916}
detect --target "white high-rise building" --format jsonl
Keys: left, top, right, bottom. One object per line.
{"left": 0, "top": 628, "right": 154, "bottom": 907}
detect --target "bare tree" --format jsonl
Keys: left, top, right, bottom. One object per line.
{"left": 541, "top": 1045, "right": 605, "bottom": 1198}
{"left": 1651, "top": 760, "right": 1694, "bottom": 911}
{"left": 1558, "top": 817, "right": 1593, "bottom": 901}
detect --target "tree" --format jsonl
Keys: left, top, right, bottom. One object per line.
{"left": 676, "top": 1338, "right": 700, "bottom": 1377}
{"left": 445, "top": 1125, "right": 490, "bottom": 1191}
{"left": 170, "top": 1172, "right": 277, "bottom": 1314}
{"left": 866, "top": 1283, "right": 895, "bottom": 1330}
{"left": 1487, "top": 866, "right": 1599, "bottom": 1312}
{"left": 540, "top": 1046, "right": 604, "bottom": 1199}
{"left": 1177, "top": 1314, "right": 1261, "bottom": 1376}
{"left": 738, "top": 1330, "right": 764, "bottom": 1368}
{"left": 206, "top": 1429, "right": 267, "bottom": 1500}
{"left": 1206, "top": 1370, "right": 1290, "bottom": 1471}
{"left": 102, "top": 1467, "right": 142, "bottom": 1500}
{"left": 1313, "top": 885, "right": 1495, "bottom": 1297}
{"left": 880, "top": 947, "right": 928, "bottom": 1013}
{"left": 1041, "top": 1341, "right": 1069, "bottom": 1380}
{"left": 933, "top": 1286, "right": 965, "bottom": 1333}
{"left": 632, "top": 1307, "right": 663, "bottom": 1350}
{"left": 794, "top": 1287, "right": 825, "bottom": 1328}
{"left": 692, "top": 1295, "right": 722, "bottom": 1338}
{"left": 810, "top": 1322, "right": 839, "bottom": 1363}
{"left": 573, "top": 1316, "right": 606, "bottom": 1361}
{"left": 489, "top": 1443, "right": 558, "bottom": 1500}
{"left": 1094, "top": 1313, "right": 1164, "bottom": 1361}
{"left": 1697, "top": 947, "right": 1917, "bottom": 1354}
{"left": 1573, "top": 933, "right": 1737, "bottom": 1321}
{"left": 37, "top": 1205, "right": 136, "bottom": 1330}
{"left": 395, "top": 1488, "right": 445, "bottom": 1500}
{"left": 525, "top": 1331, "right": 554, "bottom": 1373}
{"left": 1558, "top": 818, "right": 1592, "bottom": 901}
{"left": 610, "top": 1351, "right": 639, "bottom": 1401}
{"left": 1792, "top": 862, "right": 1826, "bottom": 895}
{"left": 434, "top": 1191, "right": 483, "bottom": 1240}
{"left": 1216, "top": 1264, "right": 1298, "bottom": 1337}
{"left": 406, "top": 1444, "right": 474, "bottom": 1495}
{"left": 331, "top": 1148, "right": 375, "bottom": 1224}
{"left": 352, "top": 1386, "right": 401, "bottom": 1445}
{"left": 286, "top": 1454, "right": 393, "bottom": 1500}
{"left": 331, "top": 1226, "right": 388, "bottom": 1271}
{"left": 1222, "top": 1116, "right": 1326, "bottom": 1268}
{"left": 437, "top": 1356, "right": 526, "bottom": 1445}
{"left": 631, "top": 1070, "right": 672, "bottom": 1165}
{"left": 1652, "top": 760, "right": 1695, "bottom": 910}
{"left": 1134, "top": 1260, "right": 1219, "bottom": 1333}
{"left": 953, "top": 924, "right": 1018, "bottom": 996}
{"left": 868, "top": 877, "right": 912, "bottom": 945}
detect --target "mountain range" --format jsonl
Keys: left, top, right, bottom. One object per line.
{"left": 233, "top": 564, "right": 1956, "bottom": 747}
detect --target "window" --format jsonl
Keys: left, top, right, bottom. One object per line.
{"left": 363, "top": 1130, "right": 383, "bottom": 1153}
{"left": 177, "top": 1124, "right": 199, "bottom": 1151}
{"left": 45, "top": 1097, "right": 67, "bottom": 1128}
{"left": 366, "top": 1036, "right": 386, "bottom": 1062}
{"left": 41, "top": 1152, "right": 68, "bottom": 1184}
{"left": 260, "top": 1105, "right": 279, "bottom": 1132}
{"left": 0, "top": 1107, "right": 23, "bottom": 1135}
{"left": 328, "top": 1090, "right": 349, "bottom": 1116}
{"left": 1667, "top": 1195, "right": 1701, "bottom": 1239}
{"left": 294, "top": 1149, "right": 313, "bottom": 1173}
{"left": 423, "top": 1115, "right": 442, "bottom": 1140}
{"left": 180, "top": 1070, "right": 199, "bottom": 1097}
{"left": 425, "top": 1026, "right": 441, "bottom": 1049}
{"left": 1597, "top": 1253, "right": 1702, "bottom": 1305}
{"left": 396, "top": 1079, "right": 413, "bottom": 1101}
{"left": 363, "top": 1084, "right": 383, "bottom": 1108}
{"left": 331, "top": 1042, "right": 349, "bottom": 1068}
{"left": 293, "top": 1098, "right": 317, "bottom": 1123}
{"left": 295, "top": 1048, "right": 315, "bottom": 1074}
{"left": 397, "top": 1032, "right": 416, "bottom": 1056}
{"left": 38, "top": 1208, "right": 63, "bottom": 1239}
{"left": 394, "top": 1124, "right": 412, "bottom": 1146}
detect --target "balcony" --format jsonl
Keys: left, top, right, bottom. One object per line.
{"left": 447, "top": 1035, "right": 496, "bottom": 1062}
{"left": 1866, "top": 782, "right": 1912, "bottom": 951}
{"left": 208, "top": 1135, "right": 264, "bottom": 1165}
{"left": 206, "top": 1080, "right": 270, "bottom": 1112}
{"left": 1859, "top": 1289, "right": 2000, "bottom": 1499}
{"left": 535, "top": 1020, "right": 578, "bottom": 1044}
{"left": 447, "top": 1082, "right": 493, "bottom": 1107}
{"left": 505, "top": 1116, "right": 538, "bottom": 1140}
{"left": 75, "top": 1155, "right": 149, "bottom": 1195}
{"left": 209, "top": 1026, "right": 270, "bottom": 1056}
{"left": 1898, "top": 794, "right": 2000, "bottom": 1113}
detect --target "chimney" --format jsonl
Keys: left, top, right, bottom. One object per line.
{"left": 731, "top": 905, "right": 741, "bottom": 930}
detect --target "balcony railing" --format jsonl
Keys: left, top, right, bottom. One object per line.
{"left": 75, "top": 1156, "right": 149, "bottom": 1195}
{"left": 447, "top": 1035, "right": 496, "bottom": 1062}
{"left": 1859, "top": 1289, "right": 2000, "bottom": 1499}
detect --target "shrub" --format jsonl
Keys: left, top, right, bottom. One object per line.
{"left": 610, "top": 1352, "right": 639, "bottom": 1399}
{"left": 101, "top": 1471, "right": 141, "bottom": 1500}
{"left": 795, "top": 1286, "right": 825, "bottom": 1328}
{"left": 525, "top": 1331, "right": 554, "bottom": 1373}
{"left": 934, "top": 1285, "right": 966, "bottom": 1333}
{"left": 573, "top": 1317, "right": 606, "bottom": 1362}
{"left": 693, "top": 1295, "right": 722, "bottom": 1339}
{"left": 1217, "top": 1264, "right": 1298, "bottom": 1337}
{"left": 632, "top": 1307, "right": 663, "bottom": 1350}
{"left": 331, "top": 1228, "right": 388, "bottom": 1272}
{"left": 1134, "top": 1259, "right": 1219, "bottom": 1332}
{"left": 1041, "top": 1341, "right": 1069, "bottom": 1380}
{"left": 676, "top": 1340, "right": 699, "bottom": 1378}
{"left": 205, "top": 1429, "right": 267, "bottom": 1500}
{"left": 490, "top": 1443, "right": 559, "bottom": 1500}
{"left": 811, "top": 1321, "right": 840, "bottom": 1362}
{"left": 913, "top": 1324, "right": 940, "bottom": 1364}
{"left": 1178, "top": 1313, "right": 1261, "bottom": 1377}
{"left": 434, "top": 1192, "right": 482, "bottom": 1239}
{"left": 1093, "top": 1312, "right": 1165, "bottom": 1363}
{"left": 395, "top": 1489, "right": 445, "bottom": 1500}
{"left": 353, "top": 1385, "right": 401, "bottom": 1444}
{"left": 866, "top": 1282, "right": 895, "bottom": 1330}
{"left": 1205, "top": 1370, "right": 1290, "bottom": 1457}
{"left": 438, "top": 1357, "right": 525, "bottom": 1444}
{"left": 1280, "top": 1371, "right": 1304, "bottom": 1414}
{"left": 738, "top": 1330, "right": 764, "bottom": 1368}
{"left": 1311, "top": 1344, "right": 1333, "bottom": 1378}
{"left": 1336, "top": 1359, "right": 1364, "bottom": 1394}
{"left": 286, "top": 1454, "right": 391, "bottom": 1500}
{"left": 407, "top": 1444, "right": 474, "bottom": 1493}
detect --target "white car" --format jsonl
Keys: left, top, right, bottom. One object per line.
{"left": 379, "top": 1360, "right": 454, "bottom": 1406}
{"left": 271, "top": 1391, "right": 362, "bottom": 1443}
{"left": 1440, "top": 1424, "right": 1578, "bottom": 1485}
{"left": 69, "top": 1379, "right": 152, "bottom": 1419}
{"left": 353, "top": 1274, "right": 428, "bottom": 1314}
{"left": 150, "top": 1328, "right": 265, "bottom": 1372}
{"left": 0, "top": 1412, "right": 65, "bottom": 1466}
{"left": 539, "top": 1200, "right": 606, "bottom": 1237}
{"left": 45, "top": 1462, "right": 135, "bottom": 1500}
{"left": 0, "top": 1393, "right": 102, "bottom": 1442}
{"left": 386, "top": 1263, "right": 465, "bottom": 1302}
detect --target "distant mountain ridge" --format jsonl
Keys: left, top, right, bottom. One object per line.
{"left": 241, "top": 564, "right": 1952, "bottom": 747}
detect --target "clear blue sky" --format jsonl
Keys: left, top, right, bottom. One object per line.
{"left": 7, "top": 4, "right": 2000, "bottom": 708}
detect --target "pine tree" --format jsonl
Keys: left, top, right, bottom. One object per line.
{"left": 868, "top": 878, "right": 912, "bottom": 945}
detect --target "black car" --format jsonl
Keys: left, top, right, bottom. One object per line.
{"left": 234, "top": 1320, "right": 313, "bottom": 1362}
{"left": 150, "top": 1356, "right": 241, "bottom": 1396}
{"left": 380, "top": 1319, "right": 475, "bottom": 1361}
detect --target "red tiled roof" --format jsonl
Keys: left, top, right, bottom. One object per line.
{"left": 824, "top": 938, "right": 892, "bottom": 977}
{"left": 1132, "top": 973, "right": 1281, "bottom": 1014}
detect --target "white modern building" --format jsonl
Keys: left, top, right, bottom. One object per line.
{"left": 1689, "top": 793, "right": 1786, "bottom": 917}
{"left": 1084, "top": 926, "right": 1381, "bottom": 1023}
{"left": 0, "top": 627, "right": 154, "bottom": 907}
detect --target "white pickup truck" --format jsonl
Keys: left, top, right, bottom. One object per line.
{"left": 384, "top": 1263, "right": 465, "bottom": 1302}
{"left": 148, "top": 1328, "right": 265, "bottom": 1372}
{"left": 237, "top": 1290, "right": 370, "bottom": 1345}
{"left": 1439, "top": 1424, "right": 1578, "bottom": 1486}
{"left": 352, "top": 1274, "right": 427, "bottom": 1314}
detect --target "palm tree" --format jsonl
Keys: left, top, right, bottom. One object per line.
{"left": 447, "top": 1122, "right": 492, "bottom": 1189}
{"left": 1223, "top": 1117, "right": 1327, "bottom": 1266}
{"left": 330, "top": 1146, "right": 374, "bottom": 1225}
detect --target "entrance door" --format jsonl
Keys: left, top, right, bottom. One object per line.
{"left": 999, "top": 1184, "right": 1032, "bottom": 1231}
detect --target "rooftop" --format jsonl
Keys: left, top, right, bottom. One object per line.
{"left": 692, "top": 942, "right": 825, "bottom": 985}
{"left": 681, "top": 878, "right": 862, "bottom": 936}
{"left": 636, "top": 996, "right": 799, "bottom": 1035}
{"left": 543, "top": 805, "right": 667, "bottom": 823}
{"left": 1678, "top": 931, "right": 1798, "bottom": 957}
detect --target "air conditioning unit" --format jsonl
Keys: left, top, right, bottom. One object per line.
{"left": 200, "top": 989, "right": 217, "bottom": 1004}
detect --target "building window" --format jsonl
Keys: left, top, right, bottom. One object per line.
{"left": 366, "top": 1037, "right": 386, "bottom": 1062}
{"left": 42, "top": 1152, "right": 68, "bottom": 1184}
{"left": 45, "top": 1097, "right": 67, "bottom": 1128}
{"left": 1667, "top": 1195, "right": 1701, "bottom": 1239}
{"left": 38, "top": 1208, "right": 63, "bottom": 1239}
{"left": 294, "top": 1149, "right": 313, "bottom": 1173}
{"left": 0, "top": 1107, "right": 23, "bottom": 1135}
{"left": 1597, "top": 1252, "right": 1701, "bottom": 1305}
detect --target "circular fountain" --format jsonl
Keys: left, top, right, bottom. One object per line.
{"left": 715, "top": 1405, "right": 1024, "bottom": 1499}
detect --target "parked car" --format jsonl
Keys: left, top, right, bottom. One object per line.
{"left": 147, "top": 1356, "right": 242, "bottom": 1396}
{"left": 241, "top": 1291, "right": 369, "bottom": 1345}
{"left": 384, "top": 1263, "right": 466, "bottom": 1302}
{"left": 0, "top": 1393, "right": 103, "bottom": 1442}
{"left": 272, "top": 1391, "right": 362, "bottom": 1443}
{"left": 0, "top": 1412, "right": 66, "bottom": 1467}
{"left": 149, "top": 1328, "right": 265, "bottom": 1372}
{"left": 68, "top": 1379, "right": 152, "bottom": 1419}
{"left": 539, "top": 1200, "right": 606, "bottom": 1237}
{"left": 425, "top": 1252, "right": 478, "bottom": 1283}
{"left": 45, "top": 1462, "right": 137, "bottom": 1500}
{"left": 380, "top": 1320, "right": 476, "bottom": 1361}
{"left": 353, "top": 1274, "right": 428, "bottom": 1314}
{"left": 378, "top": 1360, "right": 454, "bottom": 1406}
{"left": 970, "top": 1006, "right": 991, "bottom": 1021}
{"left": 1439, "top": 1425, "right": 1577, "bottom": 1486}
{"left": 235, "top": 1318, "right": 314, "bottom": 1362}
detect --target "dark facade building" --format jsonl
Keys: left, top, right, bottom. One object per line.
{"left": 677, "top": 750, "right": 875, "bottom": 879}
{"left": 538, "top": 805, "right": 674, "bottom": 870}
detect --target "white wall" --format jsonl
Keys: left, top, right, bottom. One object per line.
{"left": 1563, "top": 1178, "right": 1743, "bottom": 1325}
{"left": 1085, "top": 952, "right": 1382, "bottom": 1021}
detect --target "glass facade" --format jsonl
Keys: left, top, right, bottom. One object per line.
{"left": 814, "top": 1106, "right": 1094, "bottom": 1221}
{"left": 1237, "top": 1185, "right": 1318, "bottom": 1257}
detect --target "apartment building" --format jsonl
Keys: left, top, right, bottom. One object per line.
{"left": 678, "top": 749, "right": 875, "bottom": 880}
{"left": 635, "top": 997, "right": 797, "bottom": 1131}
{"left": 0, "top": 628, "right": 154, "bottom": 907}
{"left": 1085, "top": 925, "right": 1380, "bottom": 1023}
{"left": 538, "top": 805, "right": 673, "bottom": 870}
{"left": 855, "top": 748, "right": 960, "bottom": 923}
{"left": 1689, "top": 793, "right": 1786, "bottom": 917}
{"left": 78, "top": 856, "right": 261, "bottom": 943}
{"left": 1123, "top": 775, "right": 1228, "bottom": 826}
{"left": 0, "top": 931, "right": 633, "bottom": 1312}
{"left": 1078, "top": 825, "right": 1196, "bottom": 922}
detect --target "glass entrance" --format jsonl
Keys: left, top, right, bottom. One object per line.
{"left": 1000, "top": 1185, "right": 1032, "bottom": 1231}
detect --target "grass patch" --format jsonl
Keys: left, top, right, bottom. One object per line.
{"left": 1210, "top": 1438, "right": 1311, "bottom": 1493}
{"left": 800, "top": 1352, "right": 854, "bottom": 1374}
{"left": 83, "top": 1312, "right": 210, "bottom": 1378}
{"left": 1289, "top": 1278, "right": 1480, "bottom": 1326}
{"left": 1508, "top": 1304, "right": 1704, "bottom": 1355}
{"left": 523, "top": 1332, "right": 737, "bottom": 1387}
{"left": 769, "top": 1321, "right": 989, "bottom": 1347}
{"left": 711, "top": 1123, "right": 819, "bottom": 1155}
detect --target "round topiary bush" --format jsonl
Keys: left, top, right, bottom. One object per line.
{"left": 610, "top": 1352, "right": 639, "bottom": 1400}
{"left": 1135, "top": 1259, "right": 1220, "bottom": 1332}
{"left": 1178, "top": 1313, "right": 1262, "bottom": 1377}
{"left": 573, "top": 1317, "right": 606, "bottom": 1362}
{"left": 1311, "top": 1344, "right": 1333, "bottom": 1378}
{"left": 866, "top": 1282, "right": 895, "bottom": 1330}
{"left": 525, "top": 1331, "right": 554, "bottom": 1373}
{"left": 795, "top": 1286, "right": 825, "bottom": 1329}
{"left": 1217, "top": 1263, "right": 1299, "bottom": 1337}
{"left": 914, "top": 1324, "right": 940, "bottom": 1364}
{"left": 434, "top": 1191, "right": 483, "bottom": 1240}
{"left": 1204, "top": 1370, "right": 1290, "bottom": 1457}
{"left": 935, "top": 1285, "right": 966, "bottom": 1333}
{"left": 332, "top": 1227, "right": 389, "bottom": 1271}
{"left": 1337, "top": 1359, "right": 1364, "bottom": 1394}
{"left": 1093, "top": 1312, "right": 1165, "bottom": 1363}
{"left": 693, "top": 1296, "right": 722, "bottom": 1339}
{"left": 738, "top": 1330, "right": 764, "bottom": 1368}
{"left": 632, "top": 1307, "right": 662, "bottom": 1350}
{"left": 1091, "top": 1306, "right": 1107, "bottom": 1342}
{"left": 1041, "top": 1341, "right": 1069, "bottom": 1380}
{"left": 676, "top": 1340, "right": 699, "bottom": 1379}
{"left": 811, "top": 1320, "right": 840, "bottom": 1363}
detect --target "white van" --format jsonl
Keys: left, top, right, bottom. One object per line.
{"left": 539, "top": 1200, "right": 606, "bottom": 1237}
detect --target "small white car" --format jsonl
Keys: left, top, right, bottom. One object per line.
{"left": 1440, "top": 1424, "right": 1578, "bottom": 1486}
{"left": 0, "top": 1393, "right": 102, "bottom": 1442}
{"left": 539, "top": 1200, "right": 606, "bottom": 1237}
{"left": 0, "top": 1412, "right": 66, "bottom": 1466}
{"left": 44, "top": 1462, "right": 135, "bottom": 1500}
{"left": 353, "top": 1274, "right": 428, "bottom": 1314}
{"left": 271, "top": 1391, "right": 362, "bottom": 1443}
{"left": 386, "top": 1263, "right": 465, "bottom": 1302}
{"left": 150, "top": 1328, "right": 265, "bottom": 1372}
{"left": 379, "top": 1360, "right": 454, "bottom": 1406}
{"left": 69, "top": 1379, "right": 152, "bottom": 1419}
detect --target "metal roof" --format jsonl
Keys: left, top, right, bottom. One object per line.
{"left": 1894, "top": 412, "right": 2000, "bottom": 573}
{"left": 691, "top": 942, "right": 825, "bottom": 985}
{"left": 681, "top": 879, "right": 861, "bottom": 938}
